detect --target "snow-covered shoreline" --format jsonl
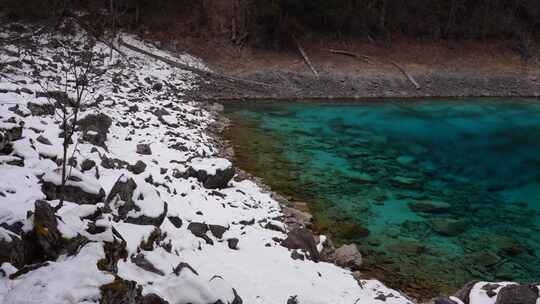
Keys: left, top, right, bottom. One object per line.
{"left": 0, "top": 20, "right": 538, "bottom": 304}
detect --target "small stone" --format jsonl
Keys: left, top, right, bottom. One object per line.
{"left": 131, "top": 254, "right": 164, "bottom": 276}
{"left": 167, "top": 216, "right": 182, "bottom": 228}
{"left": 152, "top": 83, "right": 163, "bottom": 91}
{"left": 136, "top": 144, "right": 152, "bottom": 155}
{"left": 127, "top": 160, "right": 147, "bottom": 175}
{"left": 81, "top": 159, "right": 96, "bottom": 172}
{"left": 187, "top": 222, "right": 213, "bottom": 245}
{"left": 227, "top": 238, "right": 239, "bottom": 250}
{"left": 209, "top": 224, "right": 228, "bottom": 239}
{"left": 36, "top": 135, "right": 52, "bottom": 145}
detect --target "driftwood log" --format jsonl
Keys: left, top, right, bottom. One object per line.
{"left": 328, "top": 48, "right": 421, "bottom": 90}
{"left": 328, "top": 49, "right": 375, "bottom": 64}
{"left": 294, "top": 36, "right": 320, "bottom": 77}
{"left": 388, "top": 60, "right": 421, "bottom": 90}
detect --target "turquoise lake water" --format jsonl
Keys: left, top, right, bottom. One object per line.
{"left": 224, "top": 99, "right": 540, "bottom": 298}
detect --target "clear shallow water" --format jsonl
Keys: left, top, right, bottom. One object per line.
{"left": 224, "top": 99, "right": 540, "bottom": 299}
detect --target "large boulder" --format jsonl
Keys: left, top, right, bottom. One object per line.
{"left": 41, "top": 169, "right": 105, "bottom": 205}
{"left": 494, "top": 284, "right": 539, "bottom": 304}
{"left": 334, "top": 244, "right": 363, "bottom": 270}
{"left": 186, "top": 158, "right": 235, "bottom": 189}
{"left": 453, "top": 280, "right": 479, "bottom": 304}
{"left": 27, "top": 102, "right": 55, "bottom": 116}
{"left": 0, "top": 227, "right": 27, "bottom": 268}
{"left": 77, "top": 113, "right": 112, "bottom": 149}
{"left": 281, "top": 228, "right": 320, "bottom": 262}
{"left": 32, "top": 200, "right": 88, "bottom": 260}
{"left": 0, "top": 122, "right": 22, "bottom": 153}
{"left": 100, "top": 277, "right": 170, "bottom": 304}
{"left": 104, "top": 175, "right": 167, "bottom": 226}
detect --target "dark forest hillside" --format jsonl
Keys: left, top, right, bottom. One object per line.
{"left": 2, "top": 0, "right": 539, "bottom": 53}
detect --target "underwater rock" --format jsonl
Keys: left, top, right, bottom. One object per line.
{"left": 396, "top": 155, "right": 416, "bottom": 166}
{"left": 408, "top": 200, "right": 451, "bottom": 214}
{"left": 392, "top": 176, "right": 422, "bottom": 188}
{"left": 495, "top": 263, "right": 519, "bottom": 280}
{"left": 387, "top": 240, "right": 425, "bottom": 256}
{"left": 430, "top": 218, "right": 466, "bottom": 236}
{"left": 467, "top": 250, "right": 500, "bottom": 268}
{"left": 350, "top": 172, "right": 375, "bottom": 184}
{"left": 493, "top": 237, "right": 523, "bottom": 257}
{"left": 331, "top": 222, "right": 369, "bottom": 240}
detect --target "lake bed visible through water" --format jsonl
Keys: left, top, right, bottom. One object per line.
{"left": 224, "top": 99, "right": 540, "bottom": 299}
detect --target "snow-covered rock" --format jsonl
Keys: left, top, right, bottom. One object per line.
{"left": 186, "top": 157, "right": 235, "bottom": 189}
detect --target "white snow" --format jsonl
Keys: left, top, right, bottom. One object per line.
{"left": 189, "top": 157, "right": 232, "bottom": 175}
{"left": 2, "top": 243, "right": 114, "bottom": 304}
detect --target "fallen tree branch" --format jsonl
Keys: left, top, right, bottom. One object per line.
{"left": 293, "top": 35, "right": 319, "bottom": 77}
{"left": 327, "top": 48, "right": 420, "bottom": 90}
{"left": 388, "top": 60, "right": 421, "bottom": 90}
{"left": 327, "top": 49, "right": 375, "bottom": 64}
{"left": 118, "top": 38, "right": 291, "bottom": 90}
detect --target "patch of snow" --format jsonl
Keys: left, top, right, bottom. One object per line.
{"left": 1, "top": 243, "right": 114, "bottom": 304}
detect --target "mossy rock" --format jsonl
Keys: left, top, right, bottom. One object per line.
{"left": 331, "top": 221, "right": 369, "bottom": 240}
